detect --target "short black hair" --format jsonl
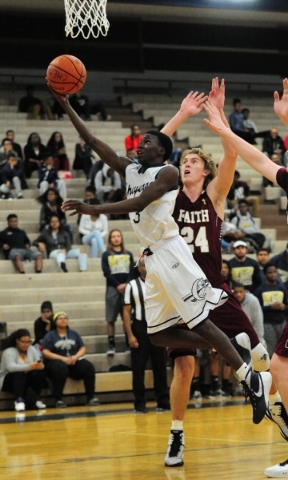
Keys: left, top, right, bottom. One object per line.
{"left": 233, "top": 98, "right": 241, "bottom": 105}
{"left": 145, "top": 130, "right": 173, "bottom": 161}
{"left": 263, "top": 262, "right": 276, "bottom": 274}
{"left": 233, "top": 282, "right": 246, "bottom": 290}
{"left": 7, "top": 152, "right": 17, "bottom": 160}
{"left": 7, "top": 214, "right": 17, "bottom": 221}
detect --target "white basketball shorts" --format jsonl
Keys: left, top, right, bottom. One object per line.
{"left": 144, "top": 235, "right": 228, "bottom": 335}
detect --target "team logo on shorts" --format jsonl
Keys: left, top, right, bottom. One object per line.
{"left": 182, "top": 278, "right": 211, "bottom": 303}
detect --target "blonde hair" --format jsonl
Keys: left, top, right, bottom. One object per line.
{"left": 180, "top": 148, "right": 217, "bottom": 188}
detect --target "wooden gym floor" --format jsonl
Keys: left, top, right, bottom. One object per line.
{"left": 0, "top": 397, "right": 287, "bottom": 480}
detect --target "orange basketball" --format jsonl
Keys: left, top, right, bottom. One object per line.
{"left": 46, "top": 55, "right": 86, "bottom": 94}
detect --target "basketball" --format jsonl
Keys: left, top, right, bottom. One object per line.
{"left": 46, "top": 55, "right": 86, "bottom": 94}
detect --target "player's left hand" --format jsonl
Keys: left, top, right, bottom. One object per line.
{"left": 203, "top": 101, "right": 229, "bottom": 134}
{"left": 179, "top": 91, "right": 208, "bottom": 117}
{"left": 208, "top": 77, "right": 225, "bottom": 111}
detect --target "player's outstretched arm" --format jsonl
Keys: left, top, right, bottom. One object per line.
{"left": 47, "top": 82, "right": 130, "bottom": 177}
{"left": 62, "top": 166, "right": 179, "bottom": 216}
{"left": 203, "top": 101, "right": 280, "bottom": 185}
{"left": 274, "top": 78, "right": 288, "bottom": 127}
{"left": 208, "top": 77, "right": 229, "bottom": 127}
{"left": 160, "top": 91, "right": 207, "bottom": 137}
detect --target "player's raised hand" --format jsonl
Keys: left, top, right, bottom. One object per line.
{"left": 62, "top": 199, "right": 97, "bottom": 216}
{"left": 179, "top": 91, "right": 208, "bottom": 117}
{"left": 46, "top": 78, "right": 70, "bottom": 106}
{"left": 208, "top": 77, "right": 225, "bottom": 111}
{"left": 203, "top": 101, "right": 228, "bottom": 135}
{"left": 274, "top": 78, "right": 288, "bottom": 127}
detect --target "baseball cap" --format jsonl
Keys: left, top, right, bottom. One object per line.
{"left": 233, "top": 240, "right": 247, "bottom": 248}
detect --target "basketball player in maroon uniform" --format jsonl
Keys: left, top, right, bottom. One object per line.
{"left": 162, "top": 79, "right": 280, "bottom": 468}
{"left": 203, "top": 80, "right": 288, "bottom": 478}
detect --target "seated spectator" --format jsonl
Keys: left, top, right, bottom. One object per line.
{"left": 229, "top": 240, "right": 262, "bottom": 293}
{"left": 77, "top": 186, "right": 101, "bottom": 228}
{"left": 125, "top": 124, "right": 143, "bottom": 153}
{"left": 227, "top": 170, "right": 260, "bottom": 218}
{"left": 90, "top": 100, "right": 110, "bottom": 121}
{"left": 254, "top": 263, "right": 288, "bottom": 357}
{"left": 95, "top": 163, "right": 123, "bottom": 204}
{"left": 87, "top": 159, "right": 104, "bottom": 188}
{"left": 18, "top": 85, "right": 54, "bottom": 120}
{"left": 0, "top": 137, "right": 18, "bottom": 167}
{"left": 257, "top": 247, "right": 283, "bottom": 284}
{"left": 0, "top": 214, "right": 43, "bottom": 274}
{"left": 5, "top": 129, "right": 23, "bottom": 160}
{"left": 47, "top": 131, "right": 70, "bottom": 172}
{"left": 228, "top": 98, "right": 255, "bottom": 144}
{"left": 24, "top": 132, "right": 46, "bottom": 179}
{"left": 230, "top": 199, "right": 267, "bottom": 251}
{"left": 242, "top": 108, "right": 270, "bottom": 142}
{"left": 38, "top": 152, "right": 67, "bottom": 200}
{"left": 37, "top": 187, "right": 72, "bottom": 241}
{"left": 233, "top": 283, "right": 266, "bottom": 346}
{"left": 123, "top": 257, "right": 170, "bottom": 413}
{"left": 221, "top": 259, "right": 233, "bottom": 289}
{"left": 262, "top": 128, "right": 286, "bottom": 164}
{"left": 33, "top": 215, "right": 87, "bottom": 273}
{"left": 33, "top": 301, "right": 54, "bottom": 347}
{"left": 79, "top": 199, "right": 108, "bottom": 258}
{"left": 69, "top": 92, "right": 92, "bottom": 120}
{"left": 42, "top": 311, "right": 99, "bottom": 408}
{"left": 0, "top": 328, "right": 46, "bottom": 411}
{"left": 270, "top": 243, "right": 288, "bottom": 290}
{"left": 0, "top": 153, "right": 24, "bottom": 199}
{"left": 72, "top": 136, "right": 94, "bottom": 177}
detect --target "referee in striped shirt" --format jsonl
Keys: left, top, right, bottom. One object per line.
{"left": 123, "top": 257, "right": 170, "bottom": 413}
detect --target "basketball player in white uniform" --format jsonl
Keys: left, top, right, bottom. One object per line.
{"left": 49, "top": 83, "right": 272, "bottom": 426}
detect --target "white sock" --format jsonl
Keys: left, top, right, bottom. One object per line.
{"left": 236, "top": 362, "right": 251, "bottom": 384}
{"left": 171, "top": 420, "right": 183, "bottom": 431}
{"left": 269, "top": 392, "right": 281, "bottom": 405}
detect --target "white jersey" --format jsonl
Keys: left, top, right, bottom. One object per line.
{"left": 125, "top": 162, "right": 179, "bottom": 247}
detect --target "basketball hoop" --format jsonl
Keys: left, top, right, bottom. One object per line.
{"left": 64, "top": 0, "right": 110, "bottom": 39}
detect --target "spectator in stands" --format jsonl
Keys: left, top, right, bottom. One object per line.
{"left": 256, "top": 247, "right": 283, "bottom": 285}
{"left": 0, "top": 137, "right": 18, "bottom": 166}
{"left": 102, "top": 229, "right": 134, "bottom": 355}
{"left": 229, "top": 240, "right": 262, "bottom": 293}
{"left": 38, "top": 152, "right": 67, "bottom": 200}
{"left": 77, "top": 186, "right": 101, "bottom": 230}
{"left": 228, "top": 98, "right": 255, "bottom": 144}
{"left": 227, "top": 170, "right": 260, "bottom": 218}
{"left": 90, "top": 100, "right": 110, "bottom": 121}
{"left": 262, "top": 128, "right": 286, "bottom": 164}
{"left": 254, "top": 263, "right": 288, "bottom": 357}
{"left": 69, "top": 92, "right": 92, "bottom": 121}
{"left": 0, "top": 328, "right": 46, "bottom": 412}
{"left": 33, "top": 215, "right": 87, "bottom": 273}
{"left": 270, "top": 243, "right": 288, "bottom": 290}
{"left": 263, "top": 153, "right": 282, "bottom": 187}
{"left": 242, "top": 108, "right": 270, "bottom": 143}
{"left": 233, "top": 283, "right": 266, "bottom": 346}
{"left": 24, "top": 132, "right": 46, "bottom": 179}
{"left": 0, "top": 152, "right": 24, "bottom": 199}
{"left": 87, "top": 159, "right": 104, "bottom": 188}
{"left": 47, "top": 132, "right": 70, "bottom": 172}
{"left": 33, "top": 301, "right": 54, "bottom": 346}
{"left": 72, "top": 136, "right": 94, "bottom": 177}
{"left": 230, "top": 199, "right": 267, "bottom": 251}
{"left": 79, "top": 198, "right": 108, "bottom": 258}
{"left": 95, "top": 163, "right": 123, "bottom": 204}
{"left": 124, "top": 124, "right": 143, "bottom": 154}
{"left": 5, "top": 129, "right": 23, "bottom": 160}
{"left": 0, "top": 214, "right": 43, "bottom": 274}
{"left": 18, "top": 85, "right": 54, "bottom": 120}
{"left": 42, "top": 311, "right": 99, "bottom": 408}
{"left": 37, "top": 187, "right": 72, "bottom": 241}
{"left": 123, "top": 257, "right": 170, "bottom": 413}
{"left": 221, "top": 260, "right": 233, "bottom": 289}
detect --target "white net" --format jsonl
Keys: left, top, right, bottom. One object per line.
{"left": 64, "top": 0, "right": 110, "bottom": 39}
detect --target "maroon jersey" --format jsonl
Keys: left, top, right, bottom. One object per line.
{"left": 276, "top": 168, "right": 288, "bottom": 222}
{"left": 274, "top": 323, "right": 288, "bottom": 358}
{"left": 173, "top": 190, "right": 224, "bottom": 286}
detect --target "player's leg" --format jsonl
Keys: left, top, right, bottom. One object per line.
{"left": 165, "top": 355, "right": 194, "bottom": 467}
